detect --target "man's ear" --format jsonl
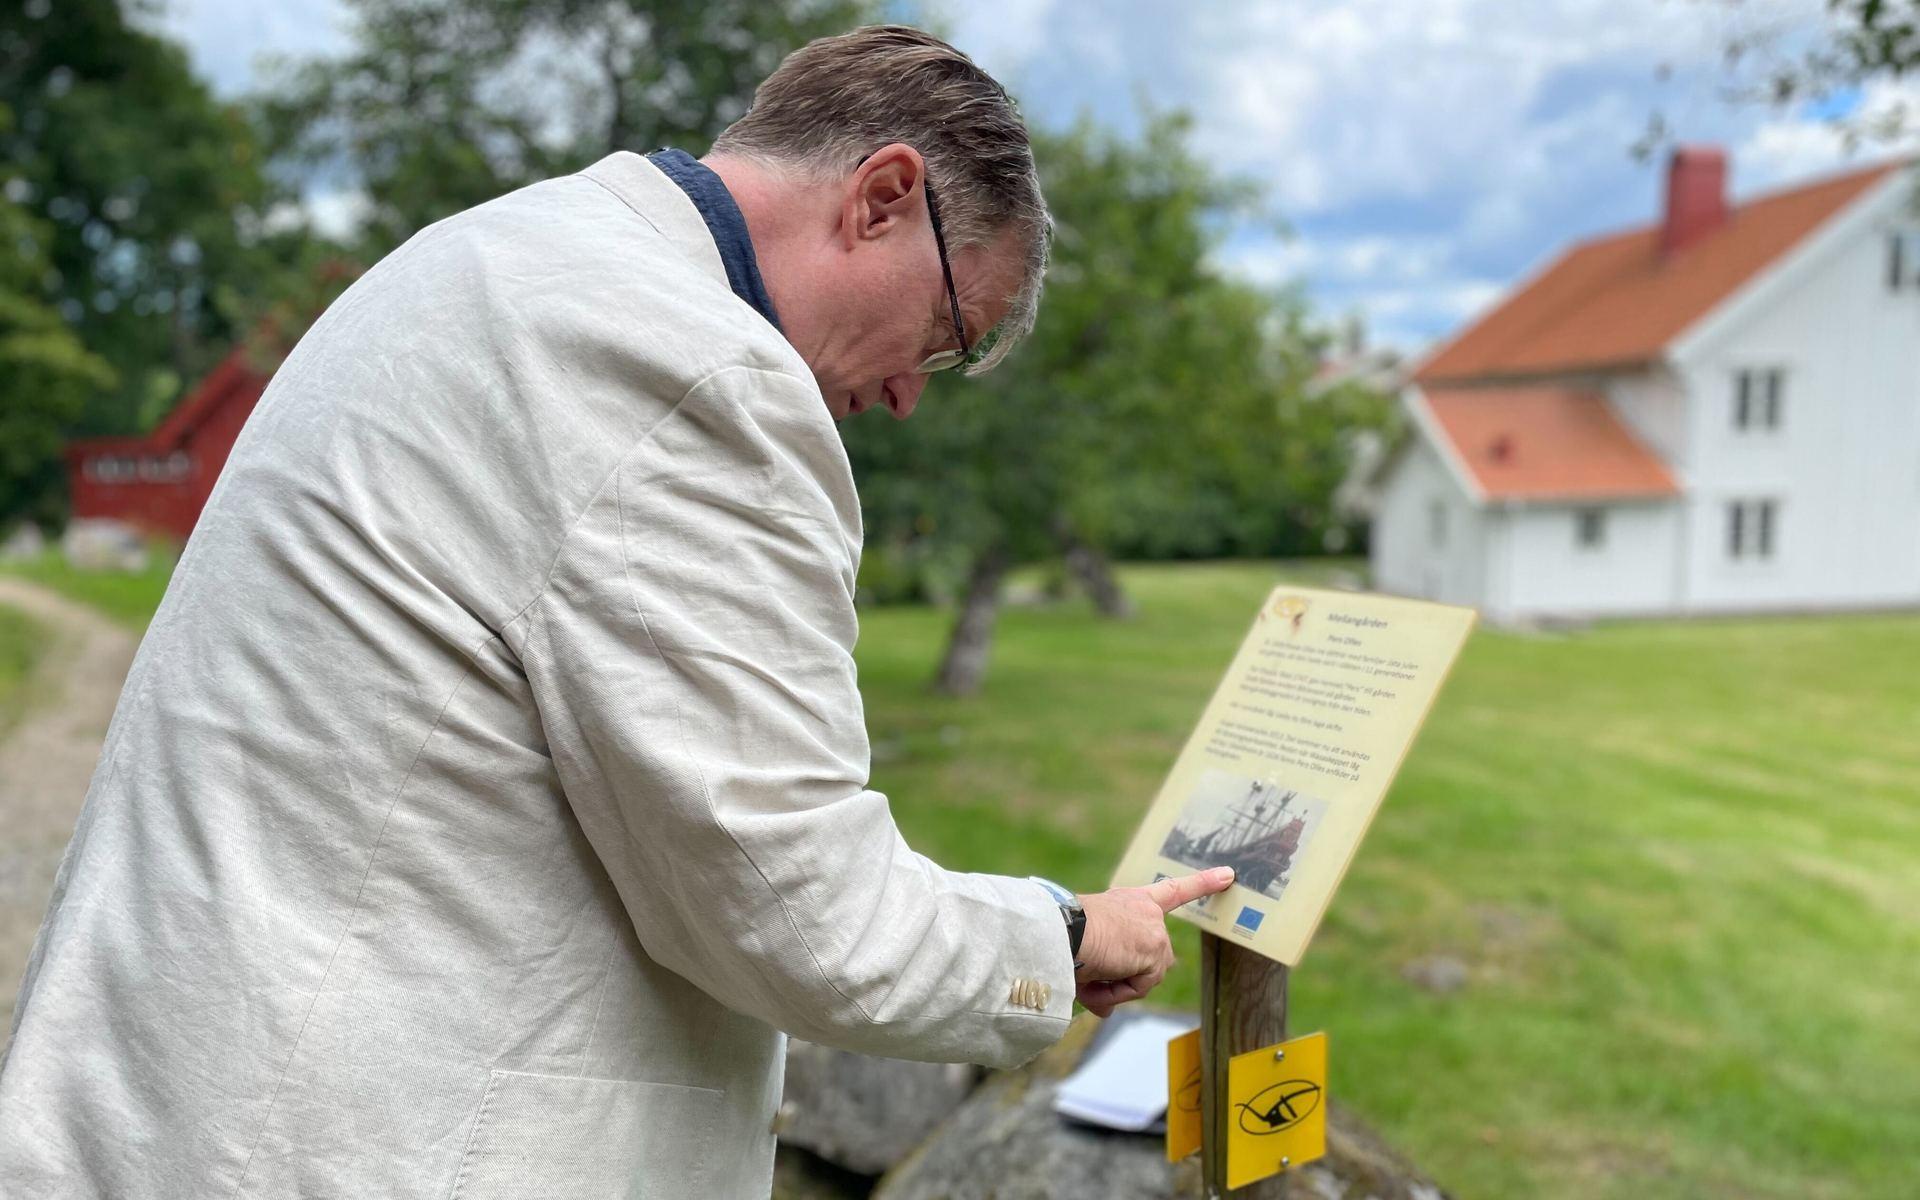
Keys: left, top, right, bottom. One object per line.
{"left": 842, "top": 142, "right": 924, "bottom": 248}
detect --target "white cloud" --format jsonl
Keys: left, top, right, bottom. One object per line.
{"left": 1734, "top": 79, "right": 1920, "bottom": 194}
{"left": 258, "top": 187, "right": 370, "bottom": 240}
{"left": 944, "top": 0, "right": 1880, "bottom": 349}
{"left": 932, "top": 0, "right": 1059, "bottom": 88}
{"left": 158, "top": 0, "right": 1904, "bottom": 351}
{"left": 1179, "top": 0, "right": 1724, "bottom": 214}
{"left": 147, "top": 0, "right": 350, "bottom": 96}
{"left": 1224, "top": 239, "right": 1318, "bottom": 288}
{"left": 1222, "top": 233, "right": 1452, "bottom": 290}
{"left": 1366, "top": 280, "right": 1506, "bottom": 326}
{"left": 306, "top": 188, "right": 374, "bottom": 240}
{"left": 1216, "top": 231, "right": 1494, "bottom": 351}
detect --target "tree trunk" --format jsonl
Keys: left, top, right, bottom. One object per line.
{"left": 933, "top": 544, "right": 1010, "bottom": 696}
{"left": 1058, "top": 526, "right": 1134, "bottom": 618}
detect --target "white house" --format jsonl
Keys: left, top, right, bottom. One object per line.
{"left": 1372, "top": 147, "right": 1920, "bottom": 623}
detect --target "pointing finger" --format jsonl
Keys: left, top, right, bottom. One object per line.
{"left": 1149, "top": 866, "right": 1235, "bottom": 913}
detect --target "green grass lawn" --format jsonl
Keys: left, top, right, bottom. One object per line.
{"left": 11, "top": 551, "right": 1914, "bottom": 1197}
{"left": 0, "top": 603, "right": 45, "bottom": 735}
{"left": 0, "top": 548, "right": 176, "bottom": 630}
{"left": 862, "top": 561, "right": 1920, "bottom": 1200}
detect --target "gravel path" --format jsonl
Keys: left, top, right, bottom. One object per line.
{"left": 0, "top": 577, "right": 138, "bottom": 1033}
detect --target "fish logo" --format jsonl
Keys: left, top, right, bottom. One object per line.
{"left": 1174, "top": 1065, "right": 1202, "bottom": 1115}
{"left": 1235, "top": 1079, "right": 1323, "bottom": 1136}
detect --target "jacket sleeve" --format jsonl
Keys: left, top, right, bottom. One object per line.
{"left": 516, "top": 364, "right": 1076, "bottom": 1066}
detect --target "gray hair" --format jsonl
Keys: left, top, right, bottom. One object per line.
{"left": 710, "top": 25, "right": 1049, "bottom": 374}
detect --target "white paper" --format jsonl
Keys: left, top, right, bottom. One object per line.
{"left": 1052, "top": 1013, "right": 1199, "bottom": 1132}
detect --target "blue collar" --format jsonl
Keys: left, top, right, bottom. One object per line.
{"left": 646, "top": 149, "right": 783, "bottom": 334}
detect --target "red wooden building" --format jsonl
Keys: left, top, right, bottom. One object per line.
{"left": 64, "top": 349, "right": 271, "bottom": 544}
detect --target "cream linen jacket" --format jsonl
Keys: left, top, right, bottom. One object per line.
{"left": 0, "top": 152, "right": 1076, "bottom": 1198}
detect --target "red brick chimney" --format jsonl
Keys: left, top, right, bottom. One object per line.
{"left": 1661, "top": 145, "right": 1729, "bottom": 258}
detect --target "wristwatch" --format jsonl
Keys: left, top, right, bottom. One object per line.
{"left": 1029, "top": 876, "right": 1086, "bottom": 967}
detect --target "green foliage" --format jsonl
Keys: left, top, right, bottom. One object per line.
{"left": 845, "top": 112, "right": 1398, "bottom": 600}
{"left": 860, "top": 561, "right": 1920, "bottom": 1200}
{"left": 1830, "top": 0, "right": 1920, "bottom": 77}
{"left": 0, "top": 105, "right": 114, "bottom": 530}
{"left": 256, "top": 0, "right": 878, "bottom": 256}
{"left": 1671, "top": 0, "right": 1920, "bottom": 151}
{"left": 0, "top": 0, "right": 301, "bottom": 440}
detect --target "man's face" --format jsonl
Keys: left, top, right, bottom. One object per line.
{"left": 782, "top": 145, "right": 1022, "bottom": 421}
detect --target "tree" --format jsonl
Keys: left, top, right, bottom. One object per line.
{"left": 1737, "top": 0, "right": 1916, "bottom": 127}
{"left": 0, "top": 101, "right": 114, "bottom": 531}
{"left": 0, "top": 0, "right": 292, "bottom": 446}
{"left": 1644, "top": 1, "right": 1920, "bottom": 155}
{"left": 257, "top": 0, "right": 878, "bottom": 257}
{"left": 844, "top": 113, "right": 1394, "bottom": 695}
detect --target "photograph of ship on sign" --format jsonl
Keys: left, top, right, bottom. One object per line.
{"left": 1158, "top": 769, "right": 1328, "bottom": 901}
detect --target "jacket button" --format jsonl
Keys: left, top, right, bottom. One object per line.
{"left": 1007, "top": 978, "right": 1048, "bottom": 1010}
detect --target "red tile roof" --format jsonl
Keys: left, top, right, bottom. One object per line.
{"left": 1419, "top": 385, "right": 1681, "bottom": 502}
{"left": 1418, "top": 160, "right": 1906, "bottom": 383}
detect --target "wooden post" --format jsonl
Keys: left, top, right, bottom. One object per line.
{"left": 1199, "top": 931, "right": 1290, "bottom": 1198}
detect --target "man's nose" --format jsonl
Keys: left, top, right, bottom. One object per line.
{"left": 883, "top": 373, "right": 927, "bottom": 420}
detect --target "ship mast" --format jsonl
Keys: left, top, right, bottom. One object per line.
{"left": 1217, "top": 781, "right": 1296, "bottom": 855}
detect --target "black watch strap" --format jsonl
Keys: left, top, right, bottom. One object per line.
{"left": 1029, "top": 877, "right": 1086, "bottom": 964}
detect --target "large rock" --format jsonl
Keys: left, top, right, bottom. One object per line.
{"left": 874, "top": 1016, "right": 1452, "bottom": 1200}
{"left": 60, "top": 519, "right": 148, "bottom": 572}
{"left": 778, "top": 1038, "right": 983, "bottom": 1176}
{"left": 0, "top": 523, "right": 45, "bottom": 561}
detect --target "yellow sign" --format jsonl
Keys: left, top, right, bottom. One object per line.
{"left": 1165, "top": 1028, "right": 1202, "bottom": 1162}
{"left": 1226, "top": 1031, "right": 1328, "bottom": 1189}
{"left": 1111, "top": 587, "right": 1476, "bottom": 966}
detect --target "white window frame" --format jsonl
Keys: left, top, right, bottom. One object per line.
{"left": 84, "top": 455, "right": 139, "bottom": 484}
{"left": 1889, "top": 229, "right": 1920, "bottom": 292}
{"left": 1726, "top": 498, "right": 1779, "bottom": 561}
{"left": 1733, "top": 368, "right": 1784, "bottom": 432}
{"left": 1574, "top": 507, "right": 1606, "bottom": 551}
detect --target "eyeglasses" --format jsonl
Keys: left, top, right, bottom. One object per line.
{"left": 914, "top": 178, "right": 972, "bottom": 374}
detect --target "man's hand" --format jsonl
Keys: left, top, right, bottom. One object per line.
{"left": 1072, "top": 866, "right": 1236, "bottom": 1018}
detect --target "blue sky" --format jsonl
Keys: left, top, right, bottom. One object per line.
{"left": 151, "top": 0, "right": 1918, "bottom": 353}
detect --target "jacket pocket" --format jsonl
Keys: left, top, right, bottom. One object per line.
{"left": 449, "top": 1069, "right": 722, "bottom": 1200}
